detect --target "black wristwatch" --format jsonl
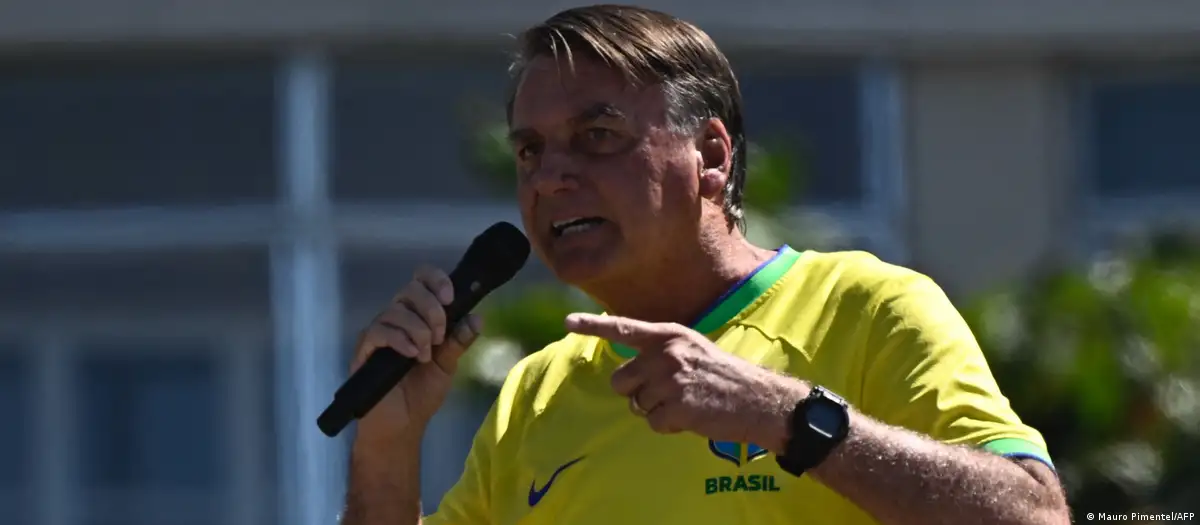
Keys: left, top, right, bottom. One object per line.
{"left": 775, "top": 385, "right": 851, "bottom": 477}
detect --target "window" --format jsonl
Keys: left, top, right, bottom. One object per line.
{"left": 76, "top": 348, "right": 224, "bottom": 525}
{"left": 77, "top": 349, "right": 222, "bottom": 489}
{"left": 0, "top": 246, "right": 274, "bottom": 525}
{"left": 0, "top": 351, "right": 28, "bottom": 490}
{"left": 733, "top": 57, "right": 864, "bottom": 205}
{"left": 332, "top": 51, "right": 513, "bottom": 203}
{"left": 0, "top": 58, "right": 277, "bottom": 211}
{"left": 1075, "top": 67, "right": 1200, "bottom": 251}
{"left": 1082, "top": 73, "right": 1200, "bottom": 198}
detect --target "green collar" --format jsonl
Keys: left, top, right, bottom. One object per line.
{"left": 610, "top": 245, "right": 802, "bottom": 359}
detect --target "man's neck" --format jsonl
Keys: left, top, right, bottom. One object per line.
{"left": 586, "top": 237, "right": 777, "bottom": 327}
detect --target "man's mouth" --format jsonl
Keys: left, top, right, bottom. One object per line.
{"left": 550, "top": 217, "right": 608, "bottom": 238}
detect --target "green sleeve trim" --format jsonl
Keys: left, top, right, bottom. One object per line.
{"left": 981, "top": 438, "right": 1055, "bottom": 470}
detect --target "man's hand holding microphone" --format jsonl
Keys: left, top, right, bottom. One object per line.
{"left": 327, "top": 222, "right": 529, "bottom": 525}
{"left": 351, "top": 265, "right": 483, "bottom": 441}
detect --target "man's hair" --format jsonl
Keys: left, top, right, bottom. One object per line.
{"left": 506, "top": 4, "right": 748, "bottom": 232}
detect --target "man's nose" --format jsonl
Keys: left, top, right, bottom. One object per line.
{"left": 528, "top": 148, "right": 580, "bottom": 196}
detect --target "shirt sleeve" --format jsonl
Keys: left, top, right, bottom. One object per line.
{"left": 858, "top": 269, "right": 1055, "bottom": 470}
{"left": 421, "top": 399, "right": 500, "bottom": 525}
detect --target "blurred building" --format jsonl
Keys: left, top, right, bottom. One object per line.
{"left": 1, "top": 1, "right": 1198, "bottom": 524}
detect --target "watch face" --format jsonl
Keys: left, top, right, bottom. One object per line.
{"left": 806, "top": 401, "right": 845, "bottom": 439}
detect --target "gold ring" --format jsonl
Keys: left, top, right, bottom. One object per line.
{"left": 629, "top": 395, "right": 649, "bottom": 417}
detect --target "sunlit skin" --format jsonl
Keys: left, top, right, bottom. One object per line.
{"left": 507, "top": 55, "right": 775, "bottom": 325}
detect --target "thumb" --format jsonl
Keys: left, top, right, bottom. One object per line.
{"left": 434, "top": 313, "right": 484, "bottom": 372}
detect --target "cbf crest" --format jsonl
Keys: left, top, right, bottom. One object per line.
{"left": 708, "top": 439, "right": 768, "bottom": 467}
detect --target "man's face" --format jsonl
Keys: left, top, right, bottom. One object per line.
{"left": 508, "top": 55, "right": 704, "bottom": 286}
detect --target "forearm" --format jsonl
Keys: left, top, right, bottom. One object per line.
{"left": 808, "top": 413, "right": 1066, "bottom": 525}
{"left": 754, "top": 379, "right": 1067, "bottom": 525}
{"left": 342, "top": 429, "right": 425, "bottom": 525}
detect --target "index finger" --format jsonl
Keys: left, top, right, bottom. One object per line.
{"left": 411, "top": 264, "right": 454, "bottom": 305}
{"left": 564, "top": 313, "right": 676, "bottom": 348}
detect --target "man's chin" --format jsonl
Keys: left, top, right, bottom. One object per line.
{"left": 546, "top": 249, "right": 623, "bottom": 288}
{"left": 550, "top": 258, "right": 612, "bottom": 287}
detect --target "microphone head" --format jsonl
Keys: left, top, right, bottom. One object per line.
{"left": 458, "top": 221, "right": 531, "bottom": 291}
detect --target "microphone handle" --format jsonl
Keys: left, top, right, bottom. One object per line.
{"left": 316, "top": 267, "right": 489, "bottom": 437}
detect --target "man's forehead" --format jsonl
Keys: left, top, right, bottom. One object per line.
{"left": 511, "top": 55, "right": 660, "bottom": 125}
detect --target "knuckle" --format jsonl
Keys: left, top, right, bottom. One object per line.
{"left": 358, "top": 326, "right": 385, "bottom": 350}
{"left": 616, "top": 323, "right": 633, "bottom": 339}
{"left": 669, "top": 371, "right": 689, "bottom": 387}
{"left": 387, "top": 339, "right": 411, "bottom": 355}
{"left": 663, "top": 341, "right": 685, "bottom": 355}
{"left": 453, "top": 322, "right": 478, "bottom": 345}
{"left": 380, "top": 301, "right": 407, "bottom": 318}
{"left": 407, "top": 322, "right": 431, "bottom": 345}
{"left": 401, "top": 276, "right": 426, "bottom": 296}
{"left": 446, "top": 326, "right": 467, "bottom": 347}
{"left": 426, "top": 306, "right": 448, "bottom": 330}
{"left": 395, "top": 287, "right": 425, "bottom": 309}
{"left": 416, "top": 264, "right": 451, "bottom": 285}
{"left": 412, "top": 263, "right": 438, "bottom": 280}
{"left": 421, "top": 289, "right": 444, "bottom": 311}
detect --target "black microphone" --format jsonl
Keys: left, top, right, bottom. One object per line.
{"left": 316, "top": 221, "right": 531, "bottom": 437}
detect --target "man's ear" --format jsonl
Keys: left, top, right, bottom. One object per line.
{"left": 697, "top": 118, "right": 732, "bottom": 200}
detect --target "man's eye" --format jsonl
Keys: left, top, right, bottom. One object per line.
{"left": 515, "top": 143, "right": 542, "bottom": 161}
{"left": 585, "top": 128, "right": 616, "bottom": 142}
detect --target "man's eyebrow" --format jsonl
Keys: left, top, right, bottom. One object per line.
{"left": 574, "top": 103, "right": 625, "bottom": 124}
{"left": 507, "top": 103, "right": 627, "bottom": 143}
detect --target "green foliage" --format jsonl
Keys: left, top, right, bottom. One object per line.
{"left": 465, "top": 119, "right": 517, "bottom": 196}
{"left": 962, "top": 230, "right": 1200, "bottom": 512}
{"left": 743, "top": 138, "right": 805, "bottom": 216}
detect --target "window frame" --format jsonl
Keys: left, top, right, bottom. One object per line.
{"left": 0, "top": 54, "right": 280, "bottom": 211}
{"left": 1072, "top": 63, "right": 1200, "bottom": 252}
{"left": 0, "top": 320, "right": 271, "bottom": 525}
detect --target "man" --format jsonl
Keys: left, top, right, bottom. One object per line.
{"left": 342, "top": 5, "right": 1071, "bottom": 525}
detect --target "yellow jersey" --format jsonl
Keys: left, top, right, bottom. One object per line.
{"left": 424, "top": 246, "right": 1052, "bottom": 525}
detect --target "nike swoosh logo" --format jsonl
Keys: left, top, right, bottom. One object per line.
{"left": 527, "top": 456, "right": 586, "bottom": 507}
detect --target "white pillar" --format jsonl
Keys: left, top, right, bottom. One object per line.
{"left": 272, "top": 48, "right": 347, "bottom": 525}
{"left": 860, "top": 58, "right": 910, "bottom": 264}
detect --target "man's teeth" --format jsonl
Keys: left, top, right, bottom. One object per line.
{"left": 561, "top": 222, "right": 598, "bottom": 235}
{"left": 552, "top": 218, "right": 587, "bottom": 229}
{"left": 552, "top": 217, "right": 604, "bottom": 236}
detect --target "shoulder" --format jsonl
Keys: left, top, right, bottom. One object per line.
{"left": 793, "top": 252, "right": 980, "bottom": 379}
{"left": 797, "top": 250, "right": 933, "bottom": 295}
{"left": 780, "top": 250, "right": 968, "bottom": 349}
{"left": 786, "top": 250, "right": 941, "bottom": 314}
